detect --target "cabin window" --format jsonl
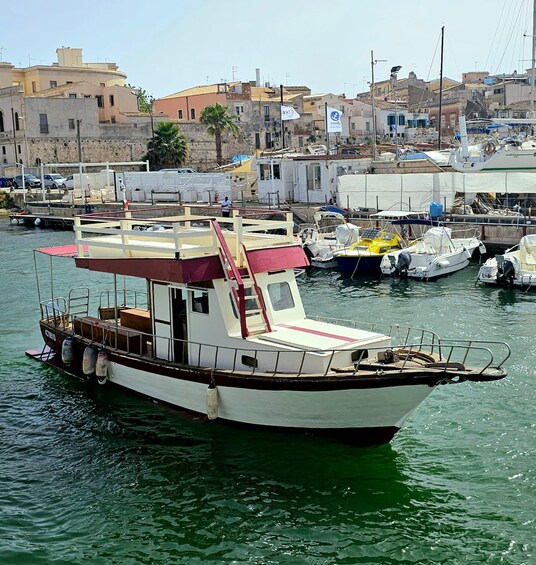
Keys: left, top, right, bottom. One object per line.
{"left": 191, "top": 290, "right": 209, "bottom": 314}
{"left": 267, "top": 282, "right": 294, "bottom": 311}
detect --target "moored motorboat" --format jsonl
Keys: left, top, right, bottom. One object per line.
{"left": 28, "top": 206, "right": 510, "bottom": 446}
{"left": 477, "top": 234, "right": 536, "bottom": 288}
{"left": 300, "top": 211, "right": 360, "bottom": 269}
{"left": 381, "top": 225, "right": 486, "bottom": 281}
{"left": 333, "top": 227, "right": 404, "bottom": 275}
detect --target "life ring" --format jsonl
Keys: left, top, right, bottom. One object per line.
{"left": 483, "top": 142, "right": 495, "bottom": 156}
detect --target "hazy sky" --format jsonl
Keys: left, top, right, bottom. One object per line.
{"left": 3, "top": 0, "right": 535, "bottom": 99}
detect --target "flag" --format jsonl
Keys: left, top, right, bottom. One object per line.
{"left": 281, "top": 105, "right": 300, "bottom": 121}
{"left": 327, "top": 107, "right": 343, "bottom": 133}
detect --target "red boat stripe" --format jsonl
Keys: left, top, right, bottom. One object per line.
{"left": 278, "top": 324, "right": 358, "bottom": 342}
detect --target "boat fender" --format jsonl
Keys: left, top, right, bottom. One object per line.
{"left": 61, "top": 338, "right": 75, "bottom": 365}
{"left": 34, "top": 217, "right": 41, "bottom": 226}
{"left": 207, "top": 383, "right": 218, "bottom": 420}
{"left": 82, "top": 346, "right": 97, "bottom": 376}
{"left": 95, "top": 350, "right": 109, "bottom": 384}
{"left": 11, "top": 218, "right": 18, "bottom": 225}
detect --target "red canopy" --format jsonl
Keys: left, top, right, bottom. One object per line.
{"left": 36, "top": 244, "right": 87, "bottom": 257}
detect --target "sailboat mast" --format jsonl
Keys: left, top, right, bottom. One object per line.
{"left": 531, "top": 0, "right": 536, "bottom": 116}
{"left": 438, "top": 26, "right": 444, "bottom": 150}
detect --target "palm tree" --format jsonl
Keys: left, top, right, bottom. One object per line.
{"left": 143, "top": 122, "right": 188, "bottom": 170}
{"left": 200, "top": 103, "right": 240, "bottom": 166}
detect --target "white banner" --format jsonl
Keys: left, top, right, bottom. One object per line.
{"left": 327, "top": 107, "right": 343, "bottom": 132}
{"left": 281, "top": 105, "right": 300, "bottom": 121}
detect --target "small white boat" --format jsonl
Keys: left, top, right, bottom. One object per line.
{"left": 300, "top": 211, "right": 360, "bottom": 269}
{"left": 381, "top": 225, "right": 486, "bottom": 281}
{"left": 27, "top": 206, "right": 509, "bottom": 446}
{"left": 477, "top": 234, "right": 536, "bottom": 288}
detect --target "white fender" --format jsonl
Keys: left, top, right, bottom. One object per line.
{"left": 61, "top": 338, "right": 74, "bottom": 365}
{"left": 82, "top": 346, "right": 97, "bottom": 376}
{"left": 96, "top": 350, "right": 109, "bottom": 384}
{"left": 207, "top": 385, "right": 218, "bottom": 420}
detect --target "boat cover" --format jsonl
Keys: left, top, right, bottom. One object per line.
{"left": 519, "top": 234, "right": 536, "bottom": 271}
{"left": 423, "top": 227, "right": 452, "bottom": 254}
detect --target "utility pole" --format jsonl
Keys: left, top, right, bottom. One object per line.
{"left": 76, "top": 119, "right": 82, "bottom": 163}
{"left": 438, "top": 26, "right": 444, "bottom": 150}
{"left": 370, "top": 51, "right": 386, "bottom": 162}
{"left": 390, "top": 65, "right": 402, "bottom": 161}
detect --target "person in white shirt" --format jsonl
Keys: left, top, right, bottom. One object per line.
{"left": 221, "top": 196, "right": 231, "bottom": 217}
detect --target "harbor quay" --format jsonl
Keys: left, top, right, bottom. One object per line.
{"left": 5, "top": 192, "right": 533, "bottom": 256}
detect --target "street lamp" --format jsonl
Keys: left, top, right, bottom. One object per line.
{"left": 390, "top": 65, "right": 402, "bottom": 161}
{"left": 370, "top": 51, "right": 386, "bottom": 162}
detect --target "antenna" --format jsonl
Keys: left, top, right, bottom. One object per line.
{"left": 232, "top": 66, "right": 238, "bottom": 81}
{"left": 0, "top": 47, "right": 6, "bottom": 61}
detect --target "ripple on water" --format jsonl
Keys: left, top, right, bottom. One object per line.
{"left": 0, "top": 221, "right": 535, "bottom": 564}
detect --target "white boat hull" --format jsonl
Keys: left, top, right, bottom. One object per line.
{"left": 108, "top": 359, "right": 434, "bottom": 430}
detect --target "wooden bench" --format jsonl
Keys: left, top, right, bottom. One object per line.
{"left": 73, "top": 316, "right": 149, "bottom": 354}
{"left": 120, "top": 308, "right": 152, "bottom": 334}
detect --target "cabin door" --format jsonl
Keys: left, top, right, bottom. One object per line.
{"left": 170, "top": 287, "right": 188, "bottom": 364}
{"left": 152, "top": 282, "right": 188, "bottom": 363}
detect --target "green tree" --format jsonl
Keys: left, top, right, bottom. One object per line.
{"left": 143, "top": 122, "right": 188, "bottom": 170}
{"left": 128, "top": 84, "right": 154, "bottom": 113}
{"left": 200, "top": 103, "right": 240, "bottom": 166}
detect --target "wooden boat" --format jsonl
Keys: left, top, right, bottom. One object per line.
{"left": 27, "top": 206, "right": 510, "bottom": 446}
{"left": 477, "top": 234, "right": 536, "bottom": 288}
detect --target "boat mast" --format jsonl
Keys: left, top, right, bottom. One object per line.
{"left": 438, "top": 26, "right": 444, "bottom": 150}
{"left": 531, "top": 0, "right": 536, "bottom": 117}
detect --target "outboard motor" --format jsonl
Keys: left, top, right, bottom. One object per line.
{"left": 496, "top": 255, "right": 515, "bottom": 287}
{"left": 394, "top": 251, "right": 412, "bottom": 277}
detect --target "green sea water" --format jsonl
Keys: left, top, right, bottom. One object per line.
{"left": 0, "top": 218, "right": 535, "bottom": 565}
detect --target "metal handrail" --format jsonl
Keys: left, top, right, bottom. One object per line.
{"left": 50, "top": 313, "right": 510, "bottom": 378}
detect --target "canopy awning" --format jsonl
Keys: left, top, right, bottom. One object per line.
{"left": 36, "top": 244, "right": 86, "bottom": 257}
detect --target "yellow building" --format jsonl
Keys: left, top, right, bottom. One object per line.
{"left": 0, "top": 47, "right": 127, "bottom": 94}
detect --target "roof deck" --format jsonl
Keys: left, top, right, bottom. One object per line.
{"left": 74, "top": 206, "right": 297, "bottom": 266}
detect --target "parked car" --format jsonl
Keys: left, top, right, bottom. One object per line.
{"left": 44, "top": 174, "right": 67, "bottom": 189}
{"left": 65, "top": 174, "right": 91, "bottom": 190}
{"left": 12, "top": 174, "right": 42, "bottom": 189}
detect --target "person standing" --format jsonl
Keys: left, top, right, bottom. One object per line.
{"left": 221, "top": 196, "right": 231, "bottom": 217}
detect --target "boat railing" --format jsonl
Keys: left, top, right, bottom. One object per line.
{"left": 74, "top": 208, "right": 296, "bottom": 260}
{"left": 448, "top": 225, "right": 483, "bottom": 240}
{"left": 44, "top": 310, "right": 511, "bottom": 378}
{"left": 40, "top": 298, "right": 69, "bottom": 329}
{"left": 308, "top": 315, "right": 441, "bottom": 350}
{"left": 98, "top": 289, "right": 149, "bottom": 311}
{"left": 134, "top": 332, "right": 510, "bottom": 377}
